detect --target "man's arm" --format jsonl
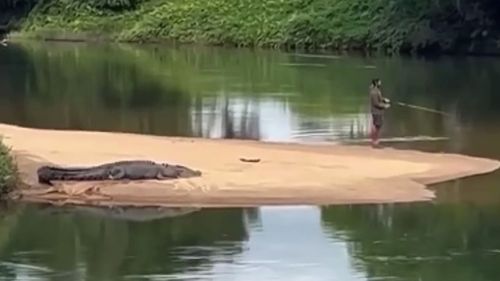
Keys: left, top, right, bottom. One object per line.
{"left": 377, "top": 91, "right": 391, "bottom": 109}
{"left": 372, "top": 91, "right": 389, "bottom": 109}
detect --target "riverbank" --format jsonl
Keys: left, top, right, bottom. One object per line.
{"left": 4, "top": 0, "right": 500, "bottom": 55}
{"left": 0, "top": 123, "right": 498, "bottom": 207}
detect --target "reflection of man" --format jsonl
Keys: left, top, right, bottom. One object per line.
{"left": 369, "top": 78, "right": 390, "bottom": 148}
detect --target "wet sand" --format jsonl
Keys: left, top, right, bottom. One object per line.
{"left": 0, "top": 123, "right": 498, "bottom": 207}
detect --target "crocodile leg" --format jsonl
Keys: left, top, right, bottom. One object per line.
{"left": 157, "top": 166, "right": 178, "bottom": 180}
{"left": 108, "top": 167, "right": 125, "bottom": 180}
{"left": 156, "top": 173, "right": 171, "bottom": 180}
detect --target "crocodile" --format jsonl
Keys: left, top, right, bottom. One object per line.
{"left": 37, "top": 160, "right": 202, "bottom": 186}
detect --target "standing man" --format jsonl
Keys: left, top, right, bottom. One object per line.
{"left": 369, "top": 78, "right": 390, "bottom": 148}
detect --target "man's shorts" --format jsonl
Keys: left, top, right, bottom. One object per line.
{"left": 372, "top": 114, "right": 384, "bottom": 129}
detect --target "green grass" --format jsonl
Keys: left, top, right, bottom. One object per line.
{"left": 0, "top": 138, "right": 18, "bottom": 197}
{"left": 7, "top": 0, "right": 500, "bottom": 54}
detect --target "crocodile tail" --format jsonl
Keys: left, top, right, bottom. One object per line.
{"left": 37, "top": 165, "right": 113, "bottom": 184}
{"left": 50, "top": 172, "right": 72, "bottom": 181}
{"left": 38, "top": 170, "right": 101, "bottom": 182}
{"left": 58, "top": 173, "right": 104, "bottom": 181}
{"left": 37, "top": 166, "right": 55, "bottom": 185}
{"left": 88, "top": 174, "right": 100, "bottom": 181}
{"left": 40, "top": 166, "right": 91, "bottom": 172}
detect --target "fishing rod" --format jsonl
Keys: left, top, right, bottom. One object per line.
{"left": 394, "top": 101, "right": 451, "bottom": 117}
{"left": 381, "top": 97, "right": 451, "bottom": 117}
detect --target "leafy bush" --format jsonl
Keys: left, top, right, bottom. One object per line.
{"left": 88, "top": 0, "right": 140, "bottom": 10}
{"left": 14, "top": 0, "right": 500, "bottom": 54}
{"left": 0, "top": 138, "right": 17, "bottom": 196}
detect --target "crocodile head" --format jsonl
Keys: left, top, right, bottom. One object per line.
{"left": 174, "top": 165, "right": 202, "bottom": 178}
{"left": 161, "top": 163, "right": 202, "bottom": 178}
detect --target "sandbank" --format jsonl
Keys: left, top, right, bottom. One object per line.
{"left": 0, "top": 123, "right": 498, "bottom": 207}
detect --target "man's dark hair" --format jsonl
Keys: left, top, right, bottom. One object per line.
{"left": 371, "top": 78, "right": 380, "bottom": 86}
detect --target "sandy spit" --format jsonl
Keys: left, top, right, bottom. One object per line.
{"left": 0, "top": 123, "right": 498, "bottom": 208}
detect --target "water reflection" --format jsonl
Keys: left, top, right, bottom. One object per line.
{"left": 0, "top": 203, "right": 500, "bottom": 281}
{"left": 201, "top": 206, "right": 364, "bottom": 281}
{"left": 321, "top": 203, "right": 500, "bottom": 281}
{"left": 431, "top": 170, "right": 500, "bottom": 205}
{"left": 0, "top": 203, "right": 252, "bottom": 281}
{"left": 37, "top": 204, "right": 201, "bottom": 222}
{"left": 1, "top": 40, "right": 500, "bottom": 280}
{"left": 2, "top": 41, "right": 500, "bottom": 148}
{"left": 3, "top": 203, "right": 500, "bottom": 280}
{"left": 0, "top": 204, "right": 368, "bottom": 281}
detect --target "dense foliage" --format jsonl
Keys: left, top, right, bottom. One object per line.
{"left": 3, "top": 0, "right": 500, "bottom": 54}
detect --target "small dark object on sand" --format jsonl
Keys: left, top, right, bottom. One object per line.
{"left": 239, "top": 158, "right": 261, "bottom": 163}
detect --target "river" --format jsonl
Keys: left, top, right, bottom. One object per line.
{"left": 0, "top": 41, "right": 499, "bottom": 281}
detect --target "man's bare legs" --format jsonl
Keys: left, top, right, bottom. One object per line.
{"left": 370, "top": 114, "right": 384, "bottom": 148}
{"left": 370, "top": 125, "right": 380, "bottom": 147}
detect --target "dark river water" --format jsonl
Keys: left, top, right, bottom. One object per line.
{"left": 0, "top": 41, "right": 500, "bottom": 280}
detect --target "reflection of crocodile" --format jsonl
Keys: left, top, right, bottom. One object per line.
{"left": 36, "top": 203, "right": 200, "bottom": 222}
{"left": 37, "top": 160, "right": 202, "bottom": 185}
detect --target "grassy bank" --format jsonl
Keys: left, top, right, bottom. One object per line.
{"left": 0, "top": 138, "right": 17, "bottom": 197}
{"left": 4, "top": 0, "right": 500, "bottom": 54}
